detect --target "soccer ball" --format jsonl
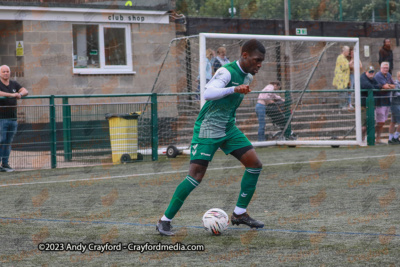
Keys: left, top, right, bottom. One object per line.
{"left": 202, "top": 208, "right": 229, "bottom": 235}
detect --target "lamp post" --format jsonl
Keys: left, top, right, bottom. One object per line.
{"left": 284, "top": 0, "right": 289, "bottom": 35}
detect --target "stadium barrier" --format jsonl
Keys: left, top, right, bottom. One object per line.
{"left": 0, "top": 90, "right": 384, "bottom": 171}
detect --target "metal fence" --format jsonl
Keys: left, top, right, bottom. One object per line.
{"left": 5, "top": 94, "right": 157, "bottom": 171}
{"left": 1, "top": 90, "right": 382, "bottom": 171}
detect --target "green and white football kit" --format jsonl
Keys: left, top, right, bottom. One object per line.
{"left": 190, "top": 61, "right": 253, "bottom": 161}
{"left": 160, "top": 60, "right": 263, "bottom": 230}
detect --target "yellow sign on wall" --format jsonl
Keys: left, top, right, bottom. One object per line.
{"left": 16, "top": 41, "right": 24, "bottom": 56}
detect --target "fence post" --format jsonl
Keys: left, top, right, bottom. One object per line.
{"left": 62, "top": 97, "right": 72, "bottom": 161}
{"left": 366, "top": 90, "right": 375, "bottom": 146}
{"left": 151, "top": 93, "right": 158, "bottom": 161}
{"left": 284, "top": 90, "right": 292, "bottom": 138}
{"left": 49, "top": 95, "right": 57, "bottom": 168}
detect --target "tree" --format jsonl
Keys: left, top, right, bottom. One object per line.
{"left": 359, "top": 0, "right": 397, "bottom": 22}
{"left": 175, "top": 0, "right": 400, "bottom": 22}
{"left": 176, "top": 0, "right": 199, "bottom": 16}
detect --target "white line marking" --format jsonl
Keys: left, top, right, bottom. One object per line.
{"left": 0, "top": 153, "right": 397, "bottom": 188}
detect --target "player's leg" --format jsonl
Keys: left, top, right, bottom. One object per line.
{"left": 163, "top": 161, "right": 208, "bottom": 221}
{"left": 361, "top": 107, "right": 367, "bottom": 142}
{"left": 389, "top": 105, "right": 400, "bottom": 144}
{"left": 157, "top": 143, "right": 218, "bottom": 236}
{"left": 0, "top": 120, "right": 6, "bottom": 172}
{"left": 396, "top": 123, "right": 400, "bottom": 141}
{"left": 255, "top": 103, "right": 266, "bottom": 141}
{"left": 221, "top": 131, "right": 264, "bottom": 228}
{"left": 2, "top": 120, "right": 17, "bottom": 171}
{"left": 231, "top": 147, "right": 264, "bottom": 228}
{"left": 375, "top": 107, "right": 386, "bottom": 143}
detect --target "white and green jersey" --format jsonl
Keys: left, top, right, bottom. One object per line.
{"left": 192, "top": 61, "right": 253, "bottom": 143}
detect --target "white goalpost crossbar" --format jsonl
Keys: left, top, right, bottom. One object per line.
{"left": 199, "top": 33, "right": 362, "bottom": 147}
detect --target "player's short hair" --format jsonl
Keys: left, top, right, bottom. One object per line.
{"left": 381, "top": 61, "right": 390, "bottom": 68}
{"left": 241, "top": 39, "right": 265, "bottom": 55}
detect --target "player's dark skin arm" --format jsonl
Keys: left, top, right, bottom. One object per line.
{"left": 234, "top": 84, "right": 251, "bottom": 94}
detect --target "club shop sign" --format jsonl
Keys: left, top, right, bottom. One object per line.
{"left": 0, "top": 6, "right": 169, "bottom": 24}
{"left": 108, "top": 14, "right": 144, "bottom": 22}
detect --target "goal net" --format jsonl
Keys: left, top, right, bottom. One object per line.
{"left": 151, "top": 33, "right": 362, "bottom": 151}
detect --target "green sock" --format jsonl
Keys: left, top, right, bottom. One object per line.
{"left": 164, "top": 175, "right": 199, "bottom": 220}
{"left": 236, "top": 168, "right": 262, "bottom": 209}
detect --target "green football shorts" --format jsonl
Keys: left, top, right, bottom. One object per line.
{"left": 190, "top": 127, "right": 252, "bottom": 161}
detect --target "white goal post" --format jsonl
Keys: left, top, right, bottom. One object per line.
{"left": 199, "top": 33, "right": 362, "bottom": 147}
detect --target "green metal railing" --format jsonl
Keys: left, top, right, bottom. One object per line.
{"left": 151, "top": 93, "right": 158, "bottom": 161}
{"left": 55, "top": 93, "right": 158, "bottom": 168}
{"left": 1, "top": 94, "right": 159, "bottom": 169}
{"left": 0, "top": 90, "right": 387, "bottom": 170}
{"left": 252, "top": 89, "right": 379, "bottom": 146}
{"left": 367, "top": 90, "right": 376, "bottom": 146}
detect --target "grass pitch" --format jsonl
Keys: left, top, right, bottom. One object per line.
{"left": 0, "top": 145, "right": 399, "bottom": 266}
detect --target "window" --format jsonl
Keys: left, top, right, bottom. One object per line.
{"left": 104, "top": 28, "right": 126, "bottom": 66}
{"left": 72, "top": 24, "right": 133, "bottom": 74}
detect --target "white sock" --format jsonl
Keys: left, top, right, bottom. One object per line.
{"left": 234, "top": 206, "right": 246, "bottom": 215}
{"left": 389, "top": 134, "right": 394, "bottom": 140}
{"left": 395, "top": 132, "right": 400, "bottom": 139}
{"left": 161, "top": 215, "right": 172, "bottom": 222}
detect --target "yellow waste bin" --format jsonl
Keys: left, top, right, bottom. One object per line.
{"left": 106, "top": 112, "right": 140, "bottom": 164}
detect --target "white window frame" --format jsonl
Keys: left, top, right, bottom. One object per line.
{"left": 72, "top": 23, "right": 135, "bottom": 75}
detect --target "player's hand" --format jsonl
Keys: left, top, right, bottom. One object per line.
{"left": 234, "top": 85, "right": 251, "bottom": 94}
{"left": 14, "top": 93, "right": 22, "bottom": 99}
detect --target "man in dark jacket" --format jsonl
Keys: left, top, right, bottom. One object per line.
{"left": 0, "top": 65, "right": 29, "bottom": 172}
{"left": 360, "top": 66, "right": 382, "bottom": 141}
{"left": 378, "top": 38, "right": 393, "bottom": 74}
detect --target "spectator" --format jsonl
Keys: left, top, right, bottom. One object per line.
{"left": 388, "top": 70, "right": 400, "bottom": 144}
{"left": 255, "top": 82, "right": 284, "bottom": 141}
{"left": 378, "top": 38, "right": 393, "bottom": 75}
{"left": 0, "top": 65, "right": 29, "bottom": 172}
{"left": 333, "top": 46, "right": 352, "bottom": 109}
{"left": 195, "top": 48, "right": 215, "bottom": 100}
{"left": 347, "top": 47, "right": 363, "bottom": 109}
{"left": 360, "top": 66, "right": 382, "bottom": 141}
{"left": 374, "top": 62, "right": 395, "bottom": 144}
{"left": 213, "top": 46, "right": 230, "bottom": 74}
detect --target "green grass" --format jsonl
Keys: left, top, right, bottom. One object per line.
{"left": 0, "top": 145, "right": 399, "bottom": 266}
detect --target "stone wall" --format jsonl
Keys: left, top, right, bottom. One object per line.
{"left": 17, "top": 20, "right": 177, "bottom": 98}
{"left": 0, "top": 21, "right": 24, "bottom": 77}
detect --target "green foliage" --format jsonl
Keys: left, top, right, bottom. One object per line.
{"left": 245, "top": 0, "right": 284, "bottom": 20}
{"left": 199, "top": 0, "right": 231, "bottom": 17}
{"left": 175, "top": 0, "right": 400, "bottom": 22}
{"left": 176, "top": 0, "right": 199, "bottom": 16}
{"left": 359, "top": 0, "right": 397, "bottom": 22}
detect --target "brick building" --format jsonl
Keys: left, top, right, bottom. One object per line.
{"left": 0, "top": 0, "right": 177, "bottom": 96}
